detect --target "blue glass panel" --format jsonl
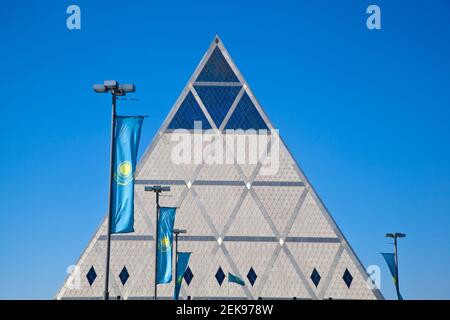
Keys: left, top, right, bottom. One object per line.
{"left": 196, "top": 47, "right": 239, "bottom": 82}
{"left": 225, "top": 93, "right": 268, "bottom": 130}
{"left": 167, "top": 92, "right": 211, "bottom": 130}
{"left": 194, "top": 85, "right": 241, "bottom": 127}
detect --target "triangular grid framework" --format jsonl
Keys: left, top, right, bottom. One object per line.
{"left": 56, "top": 36, "right": 383, "bottom": 300}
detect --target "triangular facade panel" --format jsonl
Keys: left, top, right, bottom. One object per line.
{"left": 288, "top": 192, "right": 339, "bottom": 238}
{"left": 225, "top": 191, "right": 275, "bottom": 237}
{"left": 252, "top": 185, "right": 306, "bottom": 236}
{"left": 225, "top": 241, "right": 279, "bottom": 298}
{"left": 323, "top": 248, "right": 378, "bottom": 300}
{"left": 225, "top": 93, "right": 268, "bottom": 130}
{"left": 167, "top": 92, "right": 211, "bottom": 130}
{"left": 56, "top": 36, "right": 383, "bottom": 300}
{"left": 194, "top": 85, "right": 241, "bottom": 127}
{"left": 288, "top": 242, "right": 342, "bottom": 298}
{"left": 258, "top": 249, "right": 312, "bottom": 299}
{"left": 196, "top": 46, "right": 239, "bottom": 82}
{"left": 193, "top": 185, "right": 245, "bottom": 234}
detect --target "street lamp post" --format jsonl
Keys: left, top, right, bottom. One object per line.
{"left": 173, "top": 228, "right": 187, "bottom": 289}
{"left": 385, "top": 232, "right": 406, "bottom": 300}
{"left": 145, "top": 185, "right": 171, "bottom": 300}
{"left": 93, "top": 80, "right": 135, "bottom": 301}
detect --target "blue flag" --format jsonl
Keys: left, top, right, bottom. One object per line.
{"left": 228, "top": 272, "right": 245, "bottom": 286}
{"left": 174, "top": 252, "right": 191, "bottom": 300}
{"left": 381, "top": 252, "right": 403, "bottom": 300}
{"left": 156, "top": 207, "right": 177, "bottom": 284}
{"left": 111, "top": 116, "right": 144, "bottom": 234}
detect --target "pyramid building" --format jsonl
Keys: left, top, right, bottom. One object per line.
{"left": 56, "top": 36, "right": 383, "bottom": 300}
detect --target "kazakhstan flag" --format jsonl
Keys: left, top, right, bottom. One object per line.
{"left": 174, "top": 252, "right": 191, "bottom": 300}
{"left": 156, "top": 207, "right": 177, "bottom": 284}
{"left": 381, "top": 252, "right": 403, "bottom": 300}
{"left": 111, "top": 116, "right": 144, "bottom": 234}
{"left": 228, "top": 272, "right": 245, "bottom": 286}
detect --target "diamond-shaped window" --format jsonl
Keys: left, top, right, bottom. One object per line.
{"left": 86, "top": 266, "right": 97, "bottom": 286}
{"left": 342, "top": 268, "right": 353, "bottom": 288}
{"left": 215, "top": 267, "right": 225, "bottom": 286}
{"left": 310, "top": 268, "right": 321, "bottom": 288}
{"left": 119, "top": 266, "right": 129, "bottom": 286}
{"left": 247, "top": 267, "right": 257, "bottom": 286}
{"left": 184, "top": 266, "right": 194, "bottom": 286}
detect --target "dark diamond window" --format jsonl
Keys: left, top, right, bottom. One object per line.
{"left": 225, "top": 92, "right": 268, "bottom": 130}
{"left": 247, "top": 267, "right": 257, "bottom": 286}
{"left": 196, "top": 47, "right": 239, "bottom": 82}
{"left": 342, "top": 268, "right": 353, "bottom": 288}
{"left": 215, "top": 267, "right": 225, "bottom": 286}
{"left": 119, "top": 266, "right": 129, "bottom": 285}
{"left": 86, "top": 266, "right": 97, "bottom": 286}
{"left": 310, "top": 268, "right": 321, "bottom": 287}
{"left": 167, "top": 92, "right": 212, "bottom": 130}
{"left": 184, "top": 266, "right": 194, "bottom": 286}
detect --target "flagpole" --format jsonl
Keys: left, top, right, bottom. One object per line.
{"left": 385, "top": 232, "right": 406, "bottom": 300}
{"left": 394, "top": 236, "right": 400, "bottom": 299}
{"left": 154, "top": 190, "right": 160, "bottom": 300}
{"left": 174, "top": 230, "right": 178, "bottom": 296}
{"left": 173, "top": 228, "right": 186, "bottom": 300}
{"left": 103, "top": 91, "right": 116, "bottom": 301}
{"left": 93, "top": 80, "right": 136, "bottom": 301}
{"left": 144, "top": 185, "right": 171, "bottom": 300}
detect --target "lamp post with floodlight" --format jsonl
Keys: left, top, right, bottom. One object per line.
{"left": 144, "top": 185, "right": 171, "bottom": 300}
{"left": 173, "top": 228, "right": 187, "bottom": 291}
{"left": 93, "top": 80, "right": 135, "bottom": 301}
{"left": 385, "top": 232, "right": 406, "bottom": 300}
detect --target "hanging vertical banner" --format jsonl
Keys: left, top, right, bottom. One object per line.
{"left": 111, "top": 116, "right": 144, "bottom": 234}
{"left": 156, "top": 207, "right": 177, "bottom": 284}
{"left": 174, "top": 252, "right": 191, "bottom": 300}
{"left": 381, "top": 252, "right": 403, "bottom": 300}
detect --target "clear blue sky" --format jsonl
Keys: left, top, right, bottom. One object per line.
{"left": 0, "top": 0, "right": 449, "bottom": 299}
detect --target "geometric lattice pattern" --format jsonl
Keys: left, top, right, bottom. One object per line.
{"left": 56, "top": 35, "right": 384, "bottom": 300}
{"left": 225, "top": 92, "right": 268, "bottom": 130}
{"left": 194, "top": 85, "right": 241, "bottom": 127}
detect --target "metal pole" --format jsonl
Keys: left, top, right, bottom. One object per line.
{"left": 174, "top": 232, "right": 179, "bottom": 298}
{"left": 154, "top": 191, "right": 160, "bottom": 300}
{"left": 104, "top": 93, "right": 117, "bottom": 300}
{"left": 394, "top": 236, "right": 400, "bottom": 300}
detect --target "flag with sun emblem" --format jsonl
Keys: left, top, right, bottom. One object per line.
{"left": 174, "top": 252, "right": 191, "bottom": 300}
{"left": 111, "top": 116, "right": 144, "bottom": 234}
{"left": 156, "top": 207, "right": 177, "bottom": 284}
